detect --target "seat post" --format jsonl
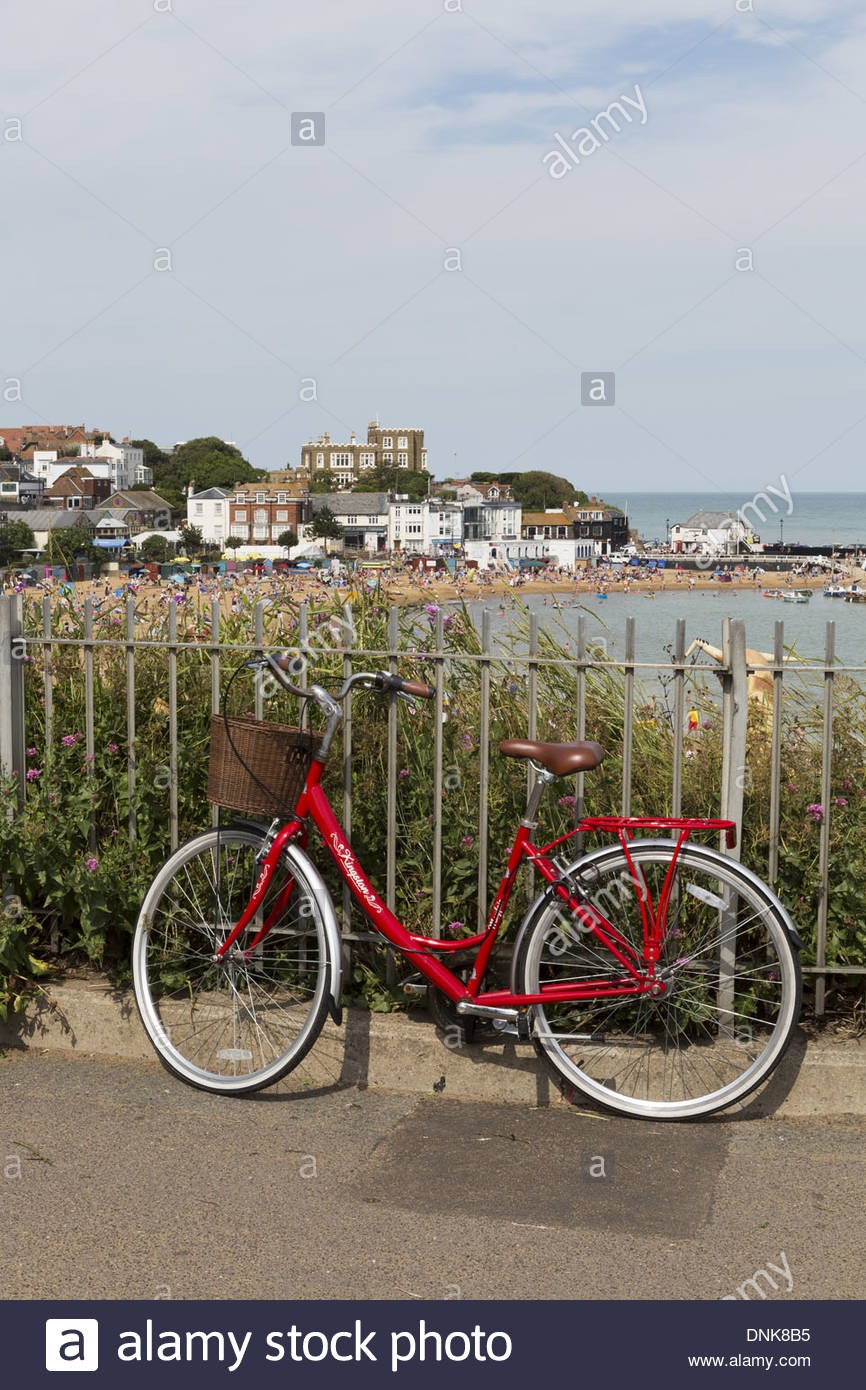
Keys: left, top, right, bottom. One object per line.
{"left": 521, "top": 763, "right": 556, "bottom": 829}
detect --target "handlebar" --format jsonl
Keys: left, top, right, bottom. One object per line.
{"left": 254, "top": 654, "right": 436, "bottom": 708}
{"left": 371, "top": 671, "right": 435, "bottom": 700}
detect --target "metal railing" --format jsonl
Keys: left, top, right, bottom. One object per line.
{"left": 0, "top": 592, "right": 860, "bottom": 1014}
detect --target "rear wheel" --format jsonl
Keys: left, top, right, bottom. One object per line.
{"left": 520, "top": 841, "right": 801, "bottom": 1120}
{"left": 133, "top": 829, "right": 332, "bottom": 1094}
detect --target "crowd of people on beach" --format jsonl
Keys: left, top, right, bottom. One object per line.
{"left": 1, "top": 553, "right": 856, "bottom": 639}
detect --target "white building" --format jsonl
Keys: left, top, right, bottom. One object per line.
{"left": 78, "top": 439, "right": 149, "bottom": 491}
{"left": 29, "top": 451, "right": 63, "bottom": 480}
{"left": 461, "top": 498, "right": 522, "bottom": 545}
{"left": 186, "top": 486, "right": 229, "bottom": 545}
{"left": 670, "top": 510, "right": 752, "bottom": 557}
{"left": 388, "top": 499, "right": 463, "bottom": 554}
{"left": 306, "top": 493, "right": 389, "bottom": 553}
{"left": 462, "top": 538, "right": 548, "bottom": 569}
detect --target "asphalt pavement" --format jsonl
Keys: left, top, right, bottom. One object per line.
{"left": 1, "top": 1049, "right": 864, "bottom": 1301}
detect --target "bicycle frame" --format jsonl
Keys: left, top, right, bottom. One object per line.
{"left": 215, "top": 756, "right": 736, "bottom": 1015}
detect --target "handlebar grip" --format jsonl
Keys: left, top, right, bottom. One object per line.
{"left": 401, "top": 679, "right": 435, "bottom": 699}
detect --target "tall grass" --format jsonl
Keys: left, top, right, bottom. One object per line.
{"left": 0, "top": 587, "right": 862, "bottom": 1020}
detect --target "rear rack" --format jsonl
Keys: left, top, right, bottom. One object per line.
{"left": 580, "top": 815, "right": 737, "bottom": 849}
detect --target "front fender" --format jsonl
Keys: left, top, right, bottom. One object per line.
{"left": 226, "top": 820, "right": 343, "bottom": 1014}
{"left": 281, "top": 841, "right": 343, "bottom": 1012}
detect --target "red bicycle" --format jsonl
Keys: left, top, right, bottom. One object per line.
{"left": 132, "top": 657, "right": 802, "bottom": 1120}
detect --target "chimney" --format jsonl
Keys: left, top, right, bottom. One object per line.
{"left": 187, "top": 479, "right": 195, "bottom": 498}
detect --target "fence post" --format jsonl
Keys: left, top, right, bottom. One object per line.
{"left": 814, "top": 621, "right": 835, "bottom": 1019}
{"left": 720, "top": 617, "right": 748, "bottom": 859}
{"left": 0, "top": 593, "right": 26, "bottom": 810}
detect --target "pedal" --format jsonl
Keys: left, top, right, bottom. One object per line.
{"left": 402, "top": 975, "right": 428, "bottom": 997}
{"left": 517, "top": 1010, "right": 532, "bottom": 1042}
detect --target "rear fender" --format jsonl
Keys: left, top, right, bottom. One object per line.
{"left": 508, "top": 837, "right": 805, "bottom": 994}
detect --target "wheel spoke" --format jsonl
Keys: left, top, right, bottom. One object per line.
{"left": 134, "top": 832, "right": 330, "bottom": 1092}
{"left": 525, "top": 845, "right": 799, "bottom": 1118}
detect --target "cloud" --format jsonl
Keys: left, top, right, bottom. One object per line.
{"left": 2, "top": 0, "right": 866, "bottom": 493}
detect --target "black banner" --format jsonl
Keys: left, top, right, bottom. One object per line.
{"left": 3, "top": 1299, "right": 855, "bottom": 1387}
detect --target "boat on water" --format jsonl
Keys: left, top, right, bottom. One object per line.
{"left": 762, "top": 589, "right": 784, "bottom": 599}
{"left": 824, "top": 584, "right": 855, "bottom": 597}
{"left": 780, "top": 589, "right": 810, "bottom": 603}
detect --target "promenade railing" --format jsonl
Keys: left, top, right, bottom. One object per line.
{"left": 0, "top": 591, "right": 857, "bottom": 1017}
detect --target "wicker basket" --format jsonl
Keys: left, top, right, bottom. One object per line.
{"left": 207, "top": 715, "right": 315, "bottom": 816}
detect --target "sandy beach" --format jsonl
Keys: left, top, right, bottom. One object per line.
{"left": 8, "top": 561, "right": 858, "bottom": 627}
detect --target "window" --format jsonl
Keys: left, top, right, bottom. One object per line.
{"left": 254, "top": 508, "right": 267, "bottom": 523}
{"left": 235, "top": 491, "right": 246, "bottom": 503}
{"left": 398, "top": 436, "right": 408, "bottom": 448}
{"left": 382, "top": 436, "right": 392, "bottom": 448}
{"left": 277, "top": 492, "right": 287, "bottom": 504}
{"left": 276, "top": 509, "right": 289, "bottom": 522}
{"left": 235, "top": 508, "right": 247, "bottom": 521}
{"left": 316, "top": 452, "right": 324, "bottom": 467}
{"left": 359, "top": 452, "right": 375, "bottom": 468}
{"left": 331, "top": 452, "right": 353, "bottom": 468}
{"left": 230, "top": 524, "right": 248, "bottom": 539}
{"left": 382, "top": 452, "right": 392, "bottom": 463}
{"left": 253, "top": 525, "right": 268, "bottom": 540}
{"left": 194, "top": 503, "right": 203, "bottom": 515}
{"left": 398, "top": 452, "right": 408, "bottom": 467}
{"left": 303, "top": 453, "right": 310, "bottom": 467}
{"left": 255, "top": 492, "right": 266, "bottom": 504}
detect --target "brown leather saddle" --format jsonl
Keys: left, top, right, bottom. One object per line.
{"left": 499, "top": 738, "right": 605, "bottom": 777}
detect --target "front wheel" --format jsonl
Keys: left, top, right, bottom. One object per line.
{"left": 133, "top": 828, "right": 333, "bottom": 1094}
{"left": 519, "top": 841, "right": 802, "bottom": 1120}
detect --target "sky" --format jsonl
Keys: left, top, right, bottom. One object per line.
{"left": 3, "top": 0, "right": 866, "bottom": 502}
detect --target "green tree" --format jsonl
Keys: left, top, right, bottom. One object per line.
{"left": 309, "top": 470, "right": 337, "bottom": 493}
{"left": 354, "top": 466, "right": 430, "bottom": 499}
{"left": 0, "top": 519, "right": 35, "bottom": 565}
{"left": 468, "top": 470, "right": 590, "bottom": 510}
{"left": 45, "top": 527, "right": 101, "bottom": 568}
{"left": 129, "top": 438, "right": 170, "bottom": 472}
{"left": 224, "top": 536, "right": 245, "bottom": 550}
{"left": 139, "top": 535, "right": 173, "bottom": 563}
{"left": 179, "top": 522, "right": 203, "bottom": 554}
{"left": 0, "top": 446, "right": 12, "bottom": 461}
{"left": 510, "top": 471, "right": 588, "bottom": 511}
{"left": 146, "top": 437, "right": 265, "bottom": 511}
{"left": 277, "top": 529, "right": 297, "bottom": 550}
{"left": 311, "top": 507, "right": 342, "bottom": 540}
